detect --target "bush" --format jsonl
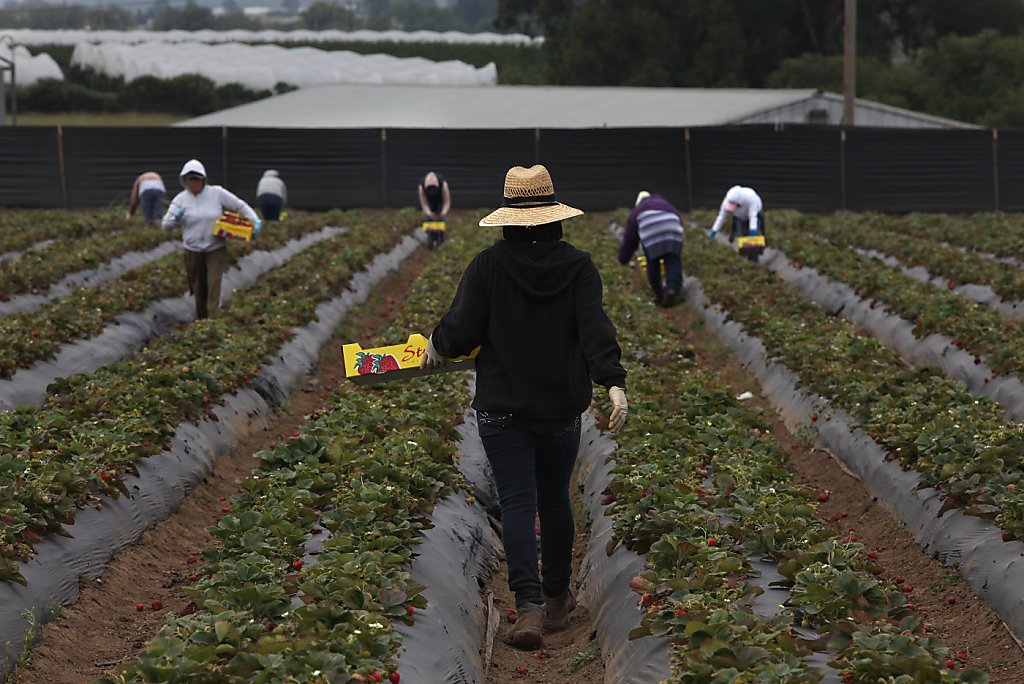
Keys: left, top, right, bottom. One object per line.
{"left": 20, "top": 78, "right": 118, "bottom": 113}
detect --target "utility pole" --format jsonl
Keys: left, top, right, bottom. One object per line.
{"left": 843, "top": 0, "right": 856, "bottom": 126}
{"left": 0, "top": 35, "right": 15, "bottom": 127}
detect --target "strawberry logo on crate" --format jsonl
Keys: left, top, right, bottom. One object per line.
{"left": 354, "top": 352, "right": 401, "bottom": 375}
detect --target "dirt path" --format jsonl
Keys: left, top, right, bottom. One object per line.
{"left": 656, "top": 268, "right": 1024, "bottom": 682}
{"left": 482, "top": 495, "right": 605, "bottom": 683}
{"left": 12, "top": 245, "right": 433, "bottom": 684}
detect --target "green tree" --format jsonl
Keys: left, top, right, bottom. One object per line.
{"left": 151, "top": 1, "right": 218, "bottom": 30}
{"left": 301, "top": 1, "right": 359, "bottom": 29}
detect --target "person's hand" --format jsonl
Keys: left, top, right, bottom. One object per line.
{"left": 420, "top": 334, "right": 449, "bottom": 370}
{"left": 252, "top": 217, "right": 262, "bottom": 236}
{"left": 171, "top": 206, "right": 185, "bottom": 223}
{"left": 749, "top": 227, "right": 759, "bottom": 236}
{"left": 124, "top": 212, "right": 132, "bottom": 221}
{"left": 608, "top": 386, "right": 628, "bottom": 434}
{"left": 707, "top": 229, "right": 716, "bottom": 238}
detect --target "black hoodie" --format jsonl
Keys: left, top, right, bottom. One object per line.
{"left": 431, "top": 232, "right": 626, "bottom": 421}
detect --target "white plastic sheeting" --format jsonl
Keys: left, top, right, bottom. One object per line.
{"left": 6, "top": 28, "right": 542, "bottom": 47}
{"left": 69, "top": 40, "right": 496, "bottom": 90}
{"left": 7, "top": 45, "right": 64, "bottom": 85}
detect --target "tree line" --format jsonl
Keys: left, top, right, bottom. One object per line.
{"left": 494, "top": 0, "right": 1024, "bottom": 126}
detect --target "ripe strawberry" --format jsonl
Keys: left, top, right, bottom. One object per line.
{"left": 867, "top": 551, "right": 878, "bottom": 559}
{"left": 101, "top": 472, "right": 111, "bottom": 482}
{"left": 817, "top": 491, "right": 828, "bottom": 502}
{"left": 355, "top": 352, "right": 378, "bottom": 375}
{"left": 135, "top": 602, "right": 145, "bottom": 612}
{"left": 515, "top": 666, "right": 526, "bottom": 676}
{"left": 895, "top": 576, "right": 904, "bottom": 584}
{"left": 151, "top": 599, "right": 163, "bottom": 610}
{"left": 370, "top": 674, "right": 382, "bottom": 683}
{"left": 378, "top": 355, "right": 401, "bottom": 373}
{"left": 946, "top": 659, "right": 956, "bottom": 669}
{"left": 947, "top": 596, "right": 956, "bottom": 605}
{"left": 811, "top": 414, "right": 819, "bottom": 422}
{"left": 707, "top": 537, "right": 718, "bottom": 546}
{"left": 293, "top": 559, "right": 303, "bottom": 571}
{"left": 389, "top": 672, "right": 400, "bottom": 683}
{"left": 406, "top": 604, "right": 414, "bottom": 615}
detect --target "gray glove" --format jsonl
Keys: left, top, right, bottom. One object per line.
{"left": 420, "top": 334, "right": 448, "bottom": 370}
{"left": 608, "top": 386, "right": 628, "bottom": 433}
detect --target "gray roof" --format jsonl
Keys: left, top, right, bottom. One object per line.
{"left": 178, "top": 84, "right": 975, "bottom": 129}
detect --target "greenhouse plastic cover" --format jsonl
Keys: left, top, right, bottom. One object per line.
{"left": 6, "top": 45, "right": 63, "bottom": 85}
{"left": 7, "top": 28, "right": 542, "bottom": 47}
{"left": 69, "top": 40, "right": 496, "bottom": 90}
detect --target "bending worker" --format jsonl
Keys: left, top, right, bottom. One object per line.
{"left": 256, "top": 169, "right": 287, "bottom": 221}
{"left": 618, "top": 190, "right": 684, "bottom": 308}
{"left": 418, "top": 171, "right": 451, "bottom": 249}
{"left": 708, "top": 184, "right": 765, "bottom": 262}
{"left": 127, "top": 171, "right": 166, "bottom": 226}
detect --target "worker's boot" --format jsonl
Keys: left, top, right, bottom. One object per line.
{"left": 505, "top": 604, "right": 544, "bottom": 650}
{"left": 544, "top": 590, "right": 577, "bottom": 632}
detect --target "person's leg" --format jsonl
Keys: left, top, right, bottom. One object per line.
{"left": 663, "top": 252, "right": 683, "bottom": 300}
{"left": 258, "top": 194, "right": 282, "bottom": 221}
{"left": 481, "top": 418, "right": 542, "bottom": 609}
{"left": 141, "top": 189, "right": 162, "bottom": 226}
{"left": 205, "top": 247, "right": 229, "bottom": 315}
{"left": 184, "top": 250, "right": 208, "bottom": 319}
{"left": 534, "top": 416, "right": 580, "bottom": 600}
{"left": 645, "top": 254, "right": 663, "bottom": 304}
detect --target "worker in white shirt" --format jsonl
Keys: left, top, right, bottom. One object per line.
{"left": 707, "top": 185, "right": 765, "bottom": 262}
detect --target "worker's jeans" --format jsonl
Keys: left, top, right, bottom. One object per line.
{"left": 140, "top": 189, "right": 165, "bottom": 226}
{"left": 184, "top": 247, "right": 229, "bottom": 320}
{"left": 257, "top": 193, "right": 284, "bottom": 221}
{"left": 478, "top": 411, "right": 581, "bottom": 611}
{"left": 646, "top": 251, "right": 683, "bottom": 304}
{"left": 730, "top": 212, "right": 767, "bottom": 263}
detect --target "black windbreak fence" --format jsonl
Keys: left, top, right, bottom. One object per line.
{"left": 0, "top": 124, "right": 1013, "bottom": 213}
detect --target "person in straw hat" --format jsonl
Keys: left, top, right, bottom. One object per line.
{"left": 420, "top": 164, "right": 628, "bottom": 650}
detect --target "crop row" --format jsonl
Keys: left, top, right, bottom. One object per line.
{"left": 837, "top": 212, "right": 1024, "bottom": 263}
{"left": 787, "top": 213, "right": 1024, "bottom": 305}
{"left": 0, "top": 225, "right": 171, "bottom": 298}
{"left": 100, "top": 217, "right": 482, "bottom": 683}
{"left": 0, "top": 214, "right": 408, "bottom": 584}
{"left": 587, "top": 219, "right": 979, "bottom": 682}
{"left": 768, "top": 220, "right": 1024, "bottom": 389}
{"left": 0, "top": 212, "right": 344, "bottom": 378}
{"left": 688, "top": 233, "right": 1024, "bottom": 544}
{"left": 0, "top": 209, "right": 130, "bottom": 255}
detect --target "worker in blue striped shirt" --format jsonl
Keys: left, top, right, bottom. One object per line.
{"left": 618, "top": 190, "right": 684, "bottom": 308}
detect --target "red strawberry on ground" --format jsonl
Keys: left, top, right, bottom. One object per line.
{"left": 378, "top": 354, "right": 401, "bottom": 373}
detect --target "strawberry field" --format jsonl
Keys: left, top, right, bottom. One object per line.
{"left": 0, "top": 207, "right": 1022, "bottom": 683}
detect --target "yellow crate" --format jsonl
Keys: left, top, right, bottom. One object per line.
{"left": 736, "top": 234, "right": 766, "bottom": 250}
{"left": 422, "top": 220, "right": 446, "bottom": 232}
{"left": 342, "top": 333, "right": 477, "bottom": 384}
{"left": 214, "top": 211, "right": 254, "bottom": 241}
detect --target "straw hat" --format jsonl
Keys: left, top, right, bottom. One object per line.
{"left": 479, "top": 165, "right": 583, "bottom": 227}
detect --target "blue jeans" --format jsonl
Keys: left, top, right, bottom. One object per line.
{"left": 478, "top": 411, "right": 581, "bottom": 610}
{"left": 140, "top": 189, "right": 164, "bottom": 226}
{"left": 258, "top": 193, "right": 284, "bottom": 221}
{"left": 645, "top": 250, "right": 683, "bottom": 304}
{"left": 730, "top": 212, "right": 766, "bottom": 263}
